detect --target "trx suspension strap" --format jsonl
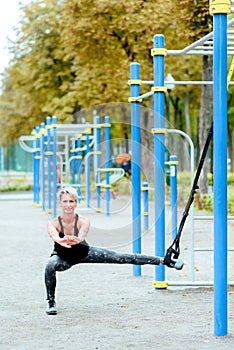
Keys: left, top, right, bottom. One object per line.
{"left": 164, "top": 122, "right": 214, "bottom": 269}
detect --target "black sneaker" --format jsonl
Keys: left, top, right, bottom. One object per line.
{"left": 46, "top": 300, "right": 57, "bottom": 315}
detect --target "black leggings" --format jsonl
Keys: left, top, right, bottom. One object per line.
{"left": 44, "top": 246, "right": 161, "bottom": 300}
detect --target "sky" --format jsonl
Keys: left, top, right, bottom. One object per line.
{"left": 0, "top": 0, "right": 30, "bottom": 74}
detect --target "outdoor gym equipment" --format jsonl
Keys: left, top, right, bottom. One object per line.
{"left": 19, "top": 115, "right": 125, "bottom": 217}
{"left": 129, "top": 0, "right": 233, "bottom": 337}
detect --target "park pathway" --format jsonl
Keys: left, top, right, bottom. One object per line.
{"left": 0, "top": 194, "right": 234, "bottom": 349}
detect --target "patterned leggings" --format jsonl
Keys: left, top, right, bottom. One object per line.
{"left": 44, "top": 246, "right": 161, "bottom": 300}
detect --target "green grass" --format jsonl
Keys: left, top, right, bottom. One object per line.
{"left": 177, "top": 171, "right": 234, "bottom": 215}
{"left": 0, "top": 174, "right": 33, "bottom": 192}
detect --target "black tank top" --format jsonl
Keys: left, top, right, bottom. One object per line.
{"left": 54, "top": 214, "right": 89, "bottom": 263}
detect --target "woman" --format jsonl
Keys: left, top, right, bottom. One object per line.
{"left": 44, "top": 186, "right": 182, "bottom": 315}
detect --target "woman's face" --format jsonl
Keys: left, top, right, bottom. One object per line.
{"left": 60, "top": 193, "right": 77, "bottom": 214}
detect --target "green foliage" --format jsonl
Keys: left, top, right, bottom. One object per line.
{"left": 177, "top": 171, "right": 191, "bottom": 186}
{"left": 194, "top": 191, "right": 213, "bottom": 212}
{"left": 228, "top": 172, "right": 234, "bottom": 185}
{"left": 228, "top": 190, "right": 234, "bottom": 215}
{"left": 0, "top": 184, "right": 33, "bottom": 192}
{"left": 177, "top": 170, "right": 234, "bottom": 214}
{"left": 208, "top": 172, "right": 234, "bottom": 186}
{"left": 0, "top": 174, "right": 33, "bottom": 192}
{"left": 178, "top": 171, "right": 234, "bottom": 187}
{"left": 194, "top": 189, "right": 234, "bottom": 215}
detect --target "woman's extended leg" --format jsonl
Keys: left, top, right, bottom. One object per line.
{"left": 79, "top": 246, "right": 161, "bottom": 265}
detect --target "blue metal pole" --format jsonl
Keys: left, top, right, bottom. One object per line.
{"left": 52, "top": 116, "right": 57, "bottom": 218}
{"left": 35, "top": 126, "right": 41, "bottom": 207}
{"left": 86, "top": 130, "right": 91, "bottom": 208}
{"left": 170, "top": 155, "right": 178, "bottom": 240}
{"left": 142, "top": 182, "right": 149, "bottom": 231}
{"left": 75, "top": 139, "right": 79, "bottom": 185}
{"left": 40, "top": 122, "right": 46, "bottom": 211}
{"left": 130, "top": 62, "right": 141, "bottom": 276}
{"left": 104, "top": 116, "right": 111, "bottom": 216}
{"left": 152, "top": 35, "right": 167, "bottom": 289}
{"left": 77, "top": 136, "right": 82, "bottom": 204}
{"left": 31, "top": 128, "right": 36, "bottom": 205}
{"left": 71, "top": 138, "right": 76, "bottom": 185}
{"left": 212, "top": 8, "right": 228, "bottom": 337}
{"left": 95, "top": 116, "right": 101, "bottom": 212}
{"left": 46, "top": 116, "right": 52, "bottom": 214}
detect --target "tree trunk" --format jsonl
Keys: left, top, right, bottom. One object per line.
{"left": 183, "top": 92, "right": 191, "bottom": 171}
{"left": 185, "top": 93, "right": 191, "bottom": 136}
{"left": 198, "top": 55, "right": 213, "bottom": 194}
{"left": 170, "top": 96, "right": 180, "bottom": 158}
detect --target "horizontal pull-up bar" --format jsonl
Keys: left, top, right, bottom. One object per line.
{"left": 142, "top": 80, "right": 234, "bottom": 85}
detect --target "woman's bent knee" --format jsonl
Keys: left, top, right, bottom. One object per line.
{"left": 45, "top": 255, "right": 71, "bottom": 272}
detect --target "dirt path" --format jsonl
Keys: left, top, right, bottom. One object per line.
{"left": 0, "top": 194, "right": 234, "bottom": 350}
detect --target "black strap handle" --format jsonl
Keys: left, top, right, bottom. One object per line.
{"left": 164, "top": 123, "right": 213, "bottom": 265}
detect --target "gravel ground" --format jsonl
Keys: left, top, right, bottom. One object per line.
{"left": 0, "top": 193, "right": 234, "bottom": 350}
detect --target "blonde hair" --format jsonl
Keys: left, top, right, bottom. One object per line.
{"left": 58, "top": 186, "right": 78, "bottom": 202}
